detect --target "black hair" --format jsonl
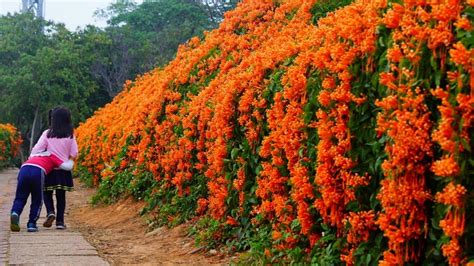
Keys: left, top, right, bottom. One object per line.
{"left": 47, "top": 107, "right": 74, "bottom": 139}
{"left": 48, "top": 107, "right": 60, "bottom": 127}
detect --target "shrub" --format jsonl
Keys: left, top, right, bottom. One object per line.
{"left": 0, "top": 124, "right": 22, "bottom": 169}
{"left": 76, "top": 0, "right": 474, "bottom": 264}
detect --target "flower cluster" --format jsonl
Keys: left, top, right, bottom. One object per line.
{"left": 376, "top": 1, "right": 473, "bottom": 264}
{"left": 342, "top": 211, "right": 376, "bottom": 265}
{"left": 76, "top": 0, "right": 473, "bottom": 264}
{"left": 430, "top": 3, "right": 474, "bottom": 263}
{"left": 0, "top": 123, "right": 22, "bottom": 168}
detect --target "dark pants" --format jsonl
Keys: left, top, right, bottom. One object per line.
{"left": 43, "top": 190, "right": 66, "bottom": 224}
{"left": 11, "top": 165, "right": 44, "bottom": 224}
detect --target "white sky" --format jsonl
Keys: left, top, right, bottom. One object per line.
{"left": 0, "top": 0, "right": 143, "bottom": 31}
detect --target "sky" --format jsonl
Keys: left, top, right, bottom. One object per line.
{"left": 0, "top": 0, "right": 142, "bottom": 30}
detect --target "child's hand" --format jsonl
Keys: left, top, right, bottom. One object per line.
{"left": 59, "top": 160, "right": 74, "bottom": 171}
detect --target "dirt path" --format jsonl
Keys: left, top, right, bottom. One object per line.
{"left": 68, "top": 180, "right": 231, "bottom": 265}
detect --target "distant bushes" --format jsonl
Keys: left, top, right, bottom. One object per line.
{"left": 0, "top": 124, "right": 22, "bottom": 169}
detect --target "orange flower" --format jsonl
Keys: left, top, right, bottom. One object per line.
{"left": 432, "top": 155, "right": 460, "bottom": 177}
{"left": 382, "top": 4, "right": 404, "bottom": 28}
{"left": 196, "top": 198, "right": 208, "bottom": 215}
{"left": 442, "top": 239, "right": 463, "bottom": 265}
{"left": 435, "top": 183, "right": 467, "bottom": 208}
{"left": 387, "top": 45, "right": 403, "bottom": 63}
{"left": 226, "top": 216, "right": 239, "bottom": 226}
{"left": 455, "top": 17, "right": 472, "bottom": 31}
{"left": 450, "top": 42, "right": 471, "bottom": 69}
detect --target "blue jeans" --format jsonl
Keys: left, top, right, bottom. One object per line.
{"left": 11, "top": 165, "right": 45, "bottom": 224}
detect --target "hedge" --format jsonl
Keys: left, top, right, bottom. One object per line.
{"left": 76, "top": 0, "right": 474, "bottom": 264}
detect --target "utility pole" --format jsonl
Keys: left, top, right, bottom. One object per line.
{"left": 21, "top": 0, "right": 44, "bottom": 18}
{"left": 20, "top": 0, "right": 44, "bottom": 152}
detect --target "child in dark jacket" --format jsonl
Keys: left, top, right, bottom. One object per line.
{"left": 10, "top": 151, "right": 73, "bottom": 232}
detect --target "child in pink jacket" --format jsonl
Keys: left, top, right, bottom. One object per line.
{"left": 30, "top": 107, "right": 78, "bottom": 229}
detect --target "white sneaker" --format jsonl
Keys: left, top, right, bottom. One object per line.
{"left": 56, "top": 224, "right": 67, "bottom": 230}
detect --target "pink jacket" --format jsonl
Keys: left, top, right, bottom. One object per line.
{"left": 31, "top": 130, "right": 78, "bottom": 162}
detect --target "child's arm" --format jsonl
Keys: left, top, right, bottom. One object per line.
{"left": 30, "top": 130, "right": 48, "bottom": 157}
{"left": 59, "top": 160, "right": 74, "bottom": 171}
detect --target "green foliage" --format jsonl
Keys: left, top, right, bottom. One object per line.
{"left": 91, "top": 169, "right": 132, "bottom": 205}
{"left": 310, "top": 0, "right": 355, "bottom": 24}
{"left": 89, "top": 0, "right": 223, "bottom": 97}
{"left": 0, "top": 13, "right": 107, "bottom": 150}
{"left": 233, "top": 224, "right": 273, "bottom": 265}
{"left": 76, "top": 165, "right": 95, "bottom": 188}
{"left": 143, "top": 174, "right": 205, "bottom": 227}
{"left": 192, "top": 216, "right": 224, "bottom": 249}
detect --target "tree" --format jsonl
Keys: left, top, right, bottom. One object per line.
{"left": 140, "top": 0, "right": 240, "bottom": 24}
{"left": 0, "top": 13, "right": 105, "bottom": 151}
{"left": 198, "top": 0, "right": 240, "bottom": 24}
{"left": 90, "top": 0, "right": 219, "bottom": 97}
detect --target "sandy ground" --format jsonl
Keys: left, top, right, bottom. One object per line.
{"left": 67, "top": 181, "right": 231, "bottom": 265}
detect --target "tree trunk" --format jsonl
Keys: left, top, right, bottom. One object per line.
{"left": 29, "top": 106, "right": 39, "bottom": 152}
